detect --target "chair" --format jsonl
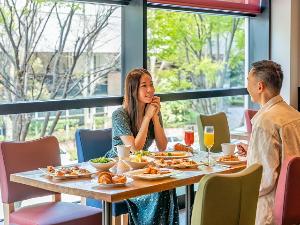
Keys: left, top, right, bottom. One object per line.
{"left": 0, "top": 136, "right": 102, "bottom": 225}
{"left": 197, "top": 112, "right": 230, "bottom": 152}
{"left": 75, "top": 128, "right": 128, "bottom": 225}
{"left": 75, "top": 128, "right": 113, "bottom": 163}
{"left": 244, "top": 109, "right": 258, "bottom": 134}
{"left": 191, "top": 164, "right": 263, "bottom": 225}
{"left": 274, "top": 156, "right": 300, "bottom": 225}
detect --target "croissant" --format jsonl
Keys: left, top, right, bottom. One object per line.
{"left": 98, "top": 172, "right": 113, "bottom": 184}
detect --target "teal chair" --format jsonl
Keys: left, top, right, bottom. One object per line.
{"left": 191, "top": 164, "right": 263, "bottom": 225}
{"left": 197, "top": 112, "right": 230, "bottom": 152}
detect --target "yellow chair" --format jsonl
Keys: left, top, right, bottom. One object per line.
{"left": 191, "top": 164, "right": 263, "bottom": 225}
{"left": 197, "top": 112, "right": 230, "bottom": 152}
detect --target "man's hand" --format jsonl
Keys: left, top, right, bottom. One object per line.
{"left": 237, "top": 143, "right": 248, "bottom": 157}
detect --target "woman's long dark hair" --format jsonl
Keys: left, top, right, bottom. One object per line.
{"left": 123, "top": 68, "right": 152, "bottom": 137}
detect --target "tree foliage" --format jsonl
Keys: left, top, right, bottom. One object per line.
{"left": 147, "top": 9, "right": 245, "bottom": 127}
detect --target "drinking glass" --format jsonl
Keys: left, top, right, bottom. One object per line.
{"left": 184, "top": 126, "right": 194, "bottom": 147}
{"left": 204, "top": 126, "right": 214, "bottom": 166}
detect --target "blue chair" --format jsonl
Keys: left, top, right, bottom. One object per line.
{"left": 75, "top": 128, "right": 128, "bottom": 225}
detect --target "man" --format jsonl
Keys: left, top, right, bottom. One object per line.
{"left": 238, "top": 60, "right": 300, "bottom": 225}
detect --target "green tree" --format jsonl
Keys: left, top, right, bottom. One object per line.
{"left": 148, "top": 9, "right": 245, "bottom": 123}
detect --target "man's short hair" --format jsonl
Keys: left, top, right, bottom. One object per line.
{"left": 251, "top": 60, "right": 283, "bottom": 94}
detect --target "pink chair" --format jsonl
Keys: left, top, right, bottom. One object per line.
{"left": 244, "top": 109, "right": 258, "bottom": 134}
{"left": 274, "top": 156, "right": 300, "bottom": 225}
{"left": 0, "top": 136, "right": 102, "bottom": 225}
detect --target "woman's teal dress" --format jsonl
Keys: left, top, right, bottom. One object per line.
{"left": 106, "top": 107, "right": 179, "bottom": 225}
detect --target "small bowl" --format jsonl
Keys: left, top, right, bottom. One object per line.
{"left": 89, "top": 158, "right": 117, "bottom": 171}
{"left": 221, "top": 143, "right": 236, "bottom": 156}
{"left": 124, "top": 156, "right": 149, "bottom": 170}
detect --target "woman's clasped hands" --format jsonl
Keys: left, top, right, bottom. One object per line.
{"left": 145, "top": 96, "right": 161, "bottom": 120}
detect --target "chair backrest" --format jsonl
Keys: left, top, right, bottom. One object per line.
{"left": 75, "top": 128, "right": 112, "bottom": 162}
{"left": 197, "top": 112, "right": 230, "bottom": 152}
{"left": 191, "top": 164, "right": 263, "bottom": 225}
{"left": 244, "top": 109, "right": 258, "bottom": 134}
{"left": 0, "top": 136, "right": 61, "bottom": 204}
{"left": 274, "top": 156, "right": 300, "bottom": 225}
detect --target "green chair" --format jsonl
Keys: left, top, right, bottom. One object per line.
{"left": 197, "top": 112, "right": 230, "bottom": 152}
{"left": 191, "top": 164, "right": 263, "bottom": 225}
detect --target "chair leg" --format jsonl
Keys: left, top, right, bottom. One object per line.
{"left": 52, "top": 193, "right": 61, "bottom": 202}
{"left": 3, "top": 203, "right": 14, "bottom": 225}
{"left": 121, "top": 214, "right": 129, "bottom": 225}
{"left": 112, "top": 215, "right": 122, "bottom": 225}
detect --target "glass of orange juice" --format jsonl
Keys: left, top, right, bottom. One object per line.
{"left": 204, "top": 126, "right": 214, "bottom": 166}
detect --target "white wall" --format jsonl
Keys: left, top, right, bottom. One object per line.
{"left": 271, "top": 0, "right": 300, "bottom": 109}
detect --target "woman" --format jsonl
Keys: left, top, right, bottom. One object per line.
{"left": 106, "top": 68, "right": 179, "bottom": 225}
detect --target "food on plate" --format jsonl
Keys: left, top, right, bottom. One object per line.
{"left": 134, "top": 150, "right": 151, "bottom": 156}
{"left": 97, "top": 172, "right": 127, "bottom": 184}
{"left": 155, "top": 158, "right": 198, "bottom": 168}
{"left": 155, "top": 151, "right": 186, "bottom": 157}
{"left": 174, "top": 143, "right": 193, "bottom": 152}
{"left": 143, "top": 166, "right": 171, "bottom": 175}
{"left": 90, "top": 157, "right": 112, "bottom": 163}
{"left": 130, "top": 154, "right": 147, "bottom": 163}
{"left": 218, "top": 155, "right": 240, "bottom": 162}
{"left": 46, "top": 165, "right": 91, "bottom": 177}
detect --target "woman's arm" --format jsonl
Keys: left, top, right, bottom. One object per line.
{"left": 153, "top": 114, "right": 167, "bottom": 151}
{"left": 151, "top": 96, "right": 167, "bottom": 151}
{"left": 120, "top": 104, "right": 157, "bottom": 151}
{"left": 120, "top": 115, "right": 151, "bottom": 151}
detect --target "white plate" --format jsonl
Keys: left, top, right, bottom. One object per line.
{"left": 166, "top": 162, "right": 201, "bottom": 169}
{"left": 91, "top": 177, "right": 133, "bottom": 187}
{"left": 151, "top": 151, "right": 193, "bottom": 159}
{"left": 216, "top": 156, "right": 247, "bottom": 165}
{"left": 125, "top": 168, "right": 181, "bottom": 180}
{"left": 155, "top": 160, "right": 201, "bottom": 169}
{"left": 39, "top": 167, "right": 93, "bottom": 180}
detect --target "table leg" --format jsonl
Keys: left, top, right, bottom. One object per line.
{"left": 102, "top": 200, "right": 112, "bottom": 225}
{"left": 185, "top": 184, "right": 195, "bottom": 225}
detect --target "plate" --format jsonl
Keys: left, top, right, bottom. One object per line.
{"left": 151, "top": 151, "right": 193, "bottom": 159}
{"left": 39, "top": 166, "right": 94, "bottom": 180}
{"left": 91, "top": 177, "right": 133, "bottom": 187}
{"left": 125, "top": 168, "right": 181, "bottom": 180}
{"left": 216, "top": 156, "right": 247, "bottom": 165}
{"left": 155, "top": 159, "right": 201, "bottom": 169}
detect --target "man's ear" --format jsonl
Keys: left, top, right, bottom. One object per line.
{"left": 257, "top": 81, "right": 264, "bottom": 92}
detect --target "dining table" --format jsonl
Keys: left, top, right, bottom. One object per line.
{"left": 10, "top": 152, "right": 246, "bottom": 225}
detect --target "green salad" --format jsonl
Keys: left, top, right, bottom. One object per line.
{"left": 90, "top": 157, "right": 112, "bottom": 163}
{"left": 134, "top": 150, "right": 151, "bottom": 156}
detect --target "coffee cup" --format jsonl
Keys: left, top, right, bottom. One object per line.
{"left": 221, "top": 143, "right": 236, "bottom": 156}
{"left": 116, "top": 145, "right": 131, "bottom": 159}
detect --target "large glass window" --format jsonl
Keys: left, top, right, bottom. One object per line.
{"left": 0, "top": 0, "right": 121, "bottom": 142}
{"left": 0, "top": 1, "right": 121, "bottom": 103}
{"left": 147, "top": 8, "right": 246, "bottom": 133}
{"left": 147, "top": 8, "right": 245, "bottom": 93}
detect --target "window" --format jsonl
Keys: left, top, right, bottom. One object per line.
{"left": 0, "top": 0, "right": 121, "bottom": 142}
{"left": 147, "top": 8, "right": 246, "bottom": 133}
{"left": 0, "top": 1, "right": 121, "bottom": 103}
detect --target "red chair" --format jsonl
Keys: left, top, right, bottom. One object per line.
{"left": 0, "top": 136, "right": 102, "bottom": 225}
{"left": 274, "top": 156, "right": 300, "bottom": 225}
{"left": 244, "top": 109, "right": 258, "bottom": 134}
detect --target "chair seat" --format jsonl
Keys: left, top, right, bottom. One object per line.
{"left": 10, "top": 201, "right": 102, "bottom": 225}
